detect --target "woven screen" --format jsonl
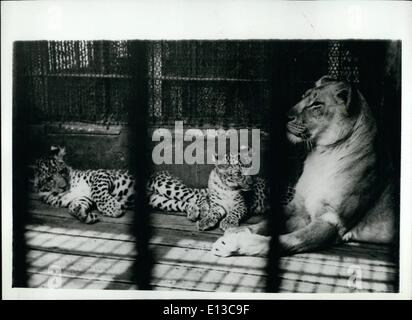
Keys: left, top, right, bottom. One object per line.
{"left": 15, "top": 40, "right": 363, "bottom": 127}
{"left": 148, "top": 41, "right": 271, "bottom": 127}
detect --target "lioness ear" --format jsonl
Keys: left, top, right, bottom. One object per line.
{"left": 336, "top": 86, "right": 351, "bottom": 103}
{"left": 315, "top": 75, "right": 337, "bottom": 87}
{"left": 335, "top": 84, "right": 359, "bottom": 115}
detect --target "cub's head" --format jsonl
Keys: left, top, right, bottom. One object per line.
{"left": 287, "top": 76, "right": 361, "bottom": 147}
{"left": 32, "top": 146, "right": 70, "bottom": 194}
{"left": 212, "top": 147, "right": 255, "bottom": 191}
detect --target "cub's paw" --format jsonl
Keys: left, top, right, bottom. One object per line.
{"left": 84, "top": 212, "right": 99, "bottom": 224}
{"left": 199, "top": 202, "right": 210, "bottom": 220}
{"left": 68, "top": 204, "right": 99, "bottom": 224}
{"left": 341, "top": 231, "right": 353, "bottom": 242}
{"left": 250, "top": 203, "right": 268, "bottom": 215}
{"left": 219, "top": 217, "right": 240, "bottom": 231}
{"left": 197, "top": 216, "right": 219, "bottom": 231}
{"left": 186, "top": 204, "right": 201, "bottom": 222}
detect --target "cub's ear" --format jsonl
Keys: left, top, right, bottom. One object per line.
{"left": 211, "top": 152, "right": 217, "bottom": 164}
{"left": 211, "top": 152, "right": 225, "bottom": 168}
{"left": 239, "top": 145, "right": 254, "bottom": 166}
{"left": 315, "top": 75, "right": 337, "bottom": 87}
{"left": 50, "top": 145, "right": 66, "bottom": 160}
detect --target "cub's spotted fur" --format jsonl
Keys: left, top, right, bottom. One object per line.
{"left": 195, "top": 151, "right": 270, "bottom": 231}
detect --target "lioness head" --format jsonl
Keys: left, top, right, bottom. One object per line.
{"left": 286, "top": 76, "right": 361, "bottom": 146}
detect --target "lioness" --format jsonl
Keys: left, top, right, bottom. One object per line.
{"left": 212, "top": 76, "right": 397, "bottom": 257}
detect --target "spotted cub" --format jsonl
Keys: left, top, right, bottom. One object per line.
{"left": 195, "top": 150, "right": 270, "bottom": 231}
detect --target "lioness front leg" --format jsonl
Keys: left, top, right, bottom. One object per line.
{"left": 212, "top": 213, "right": 340, "bottom": 257}
{"left": 278, "top": 214, "right": 340, "bottom": 255}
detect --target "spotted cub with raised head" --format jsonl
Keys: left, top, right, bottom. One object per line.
{"left": 195, "top": 150, "right": 270, "bottom": 231}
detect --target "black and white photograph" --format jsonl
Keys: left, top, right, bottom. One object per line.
{"left": 2, "top": 1, "right": 412, "bottom": 300}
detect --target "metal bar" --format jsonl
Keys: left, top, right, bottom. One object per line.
{"left": 264, "top": 43, "right": 288, "bottom": 292}
{"left": 129, "top": 41, "right": 153, "bottom": 290}
{"left": 12, "top": 42, "right": 29, "bottom": 287}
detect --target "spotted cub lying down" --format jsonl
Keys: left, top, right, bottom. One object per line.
{"left": 32, "top": 146, "right": 208, "bottom": 223}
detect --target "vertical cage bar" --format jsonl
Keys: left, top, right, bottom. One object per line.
{"left": 129, "top": 41, "right": 153, "bottom": 290}
{"left": 264, "top": 44, "right": 284, "bottom": 292}
{"left": 12, "top": 42, "right": 29, "bottom": 287}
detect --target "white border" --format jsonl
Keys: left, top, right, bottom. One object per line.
{"left": 2, "top": 0, "right": 412, "bottom": 300}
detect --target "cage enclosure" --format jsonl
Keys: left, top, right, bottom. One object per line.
{"left": 13, "top": 40, "right": 400, "bottom": 292}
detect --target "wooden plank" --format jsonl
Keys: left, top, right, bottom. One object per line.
{"left": 27, "top": 208, "right": 396, "bottom": 275}
{"left": 26, "top": 228, "right": 395, "bottom": 293}
{"left": 29, "top": 201, "right": 224, "bottom": 234}
{"left": 27, "top": 215, "right": 135, "bottom": 242}
{"left": 26, "top": 201, "right": 397, "bottom": 293}
{"left": 29, "top": 199, "right": 262, "bottom": 234}
{"left": 278, "top": 258, "right": 395, "bottom": 292}
{"left": 28, "top": 270, "right": 354, "bottom": 293}
{"left": 27, "top": 214, "right": 221, "bottom": 251}
{"left": 284, "top": 248, "right": 396, "bottom": 268}
{"left": 26, "top": 230, "right": 137, "bottom": 259}
{"left": 26, "top": 222, "right": 218, "bottom": 253}
{"left": 152, "top": 245, "right": 267, "bottom": 275}
{"left": 27, "top": 249, "right": 266, "bottom": 292}
{"left": 150, "top": 264, "right": 266, "bottom": 292}
{"left": 278, "top": 279, "right": 352, "bottom": 293}
{"left": 27, "top": 272, "right": 136, "bottom": 290}
{"left": 322, "top": 243, "right": 396, "bottom": 258}
{"left": 28, "top": 272, "right": 208, "bottom": 291}
{"left": 28, "top": 201, "right": 395, "bottom": 263}
{"left": 28, "top": 249, "right": 372, "bottom": 293}
{"left": 281, "top": 254, "right": 396, "bottom": 274}
{"left": 25, "top": 229, "right": 267, "bottom": 275}
{"left": 27, "top": 212, "right": 396, "bottom": 274}
{"left": 29, "top": 200, "right": 135, "bottom": 225}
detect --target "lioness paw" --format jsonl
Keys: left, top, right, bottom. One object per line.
{"left": 211, "top": 233, "right": 242, "bottom": 257}
{"left": 211, "top": 230, "right": 270, "bottom": 257}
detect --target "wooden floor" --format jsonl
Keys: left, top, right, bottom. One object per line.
{"left": 26, "top": 198, "right": 398, "bottom": 293}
